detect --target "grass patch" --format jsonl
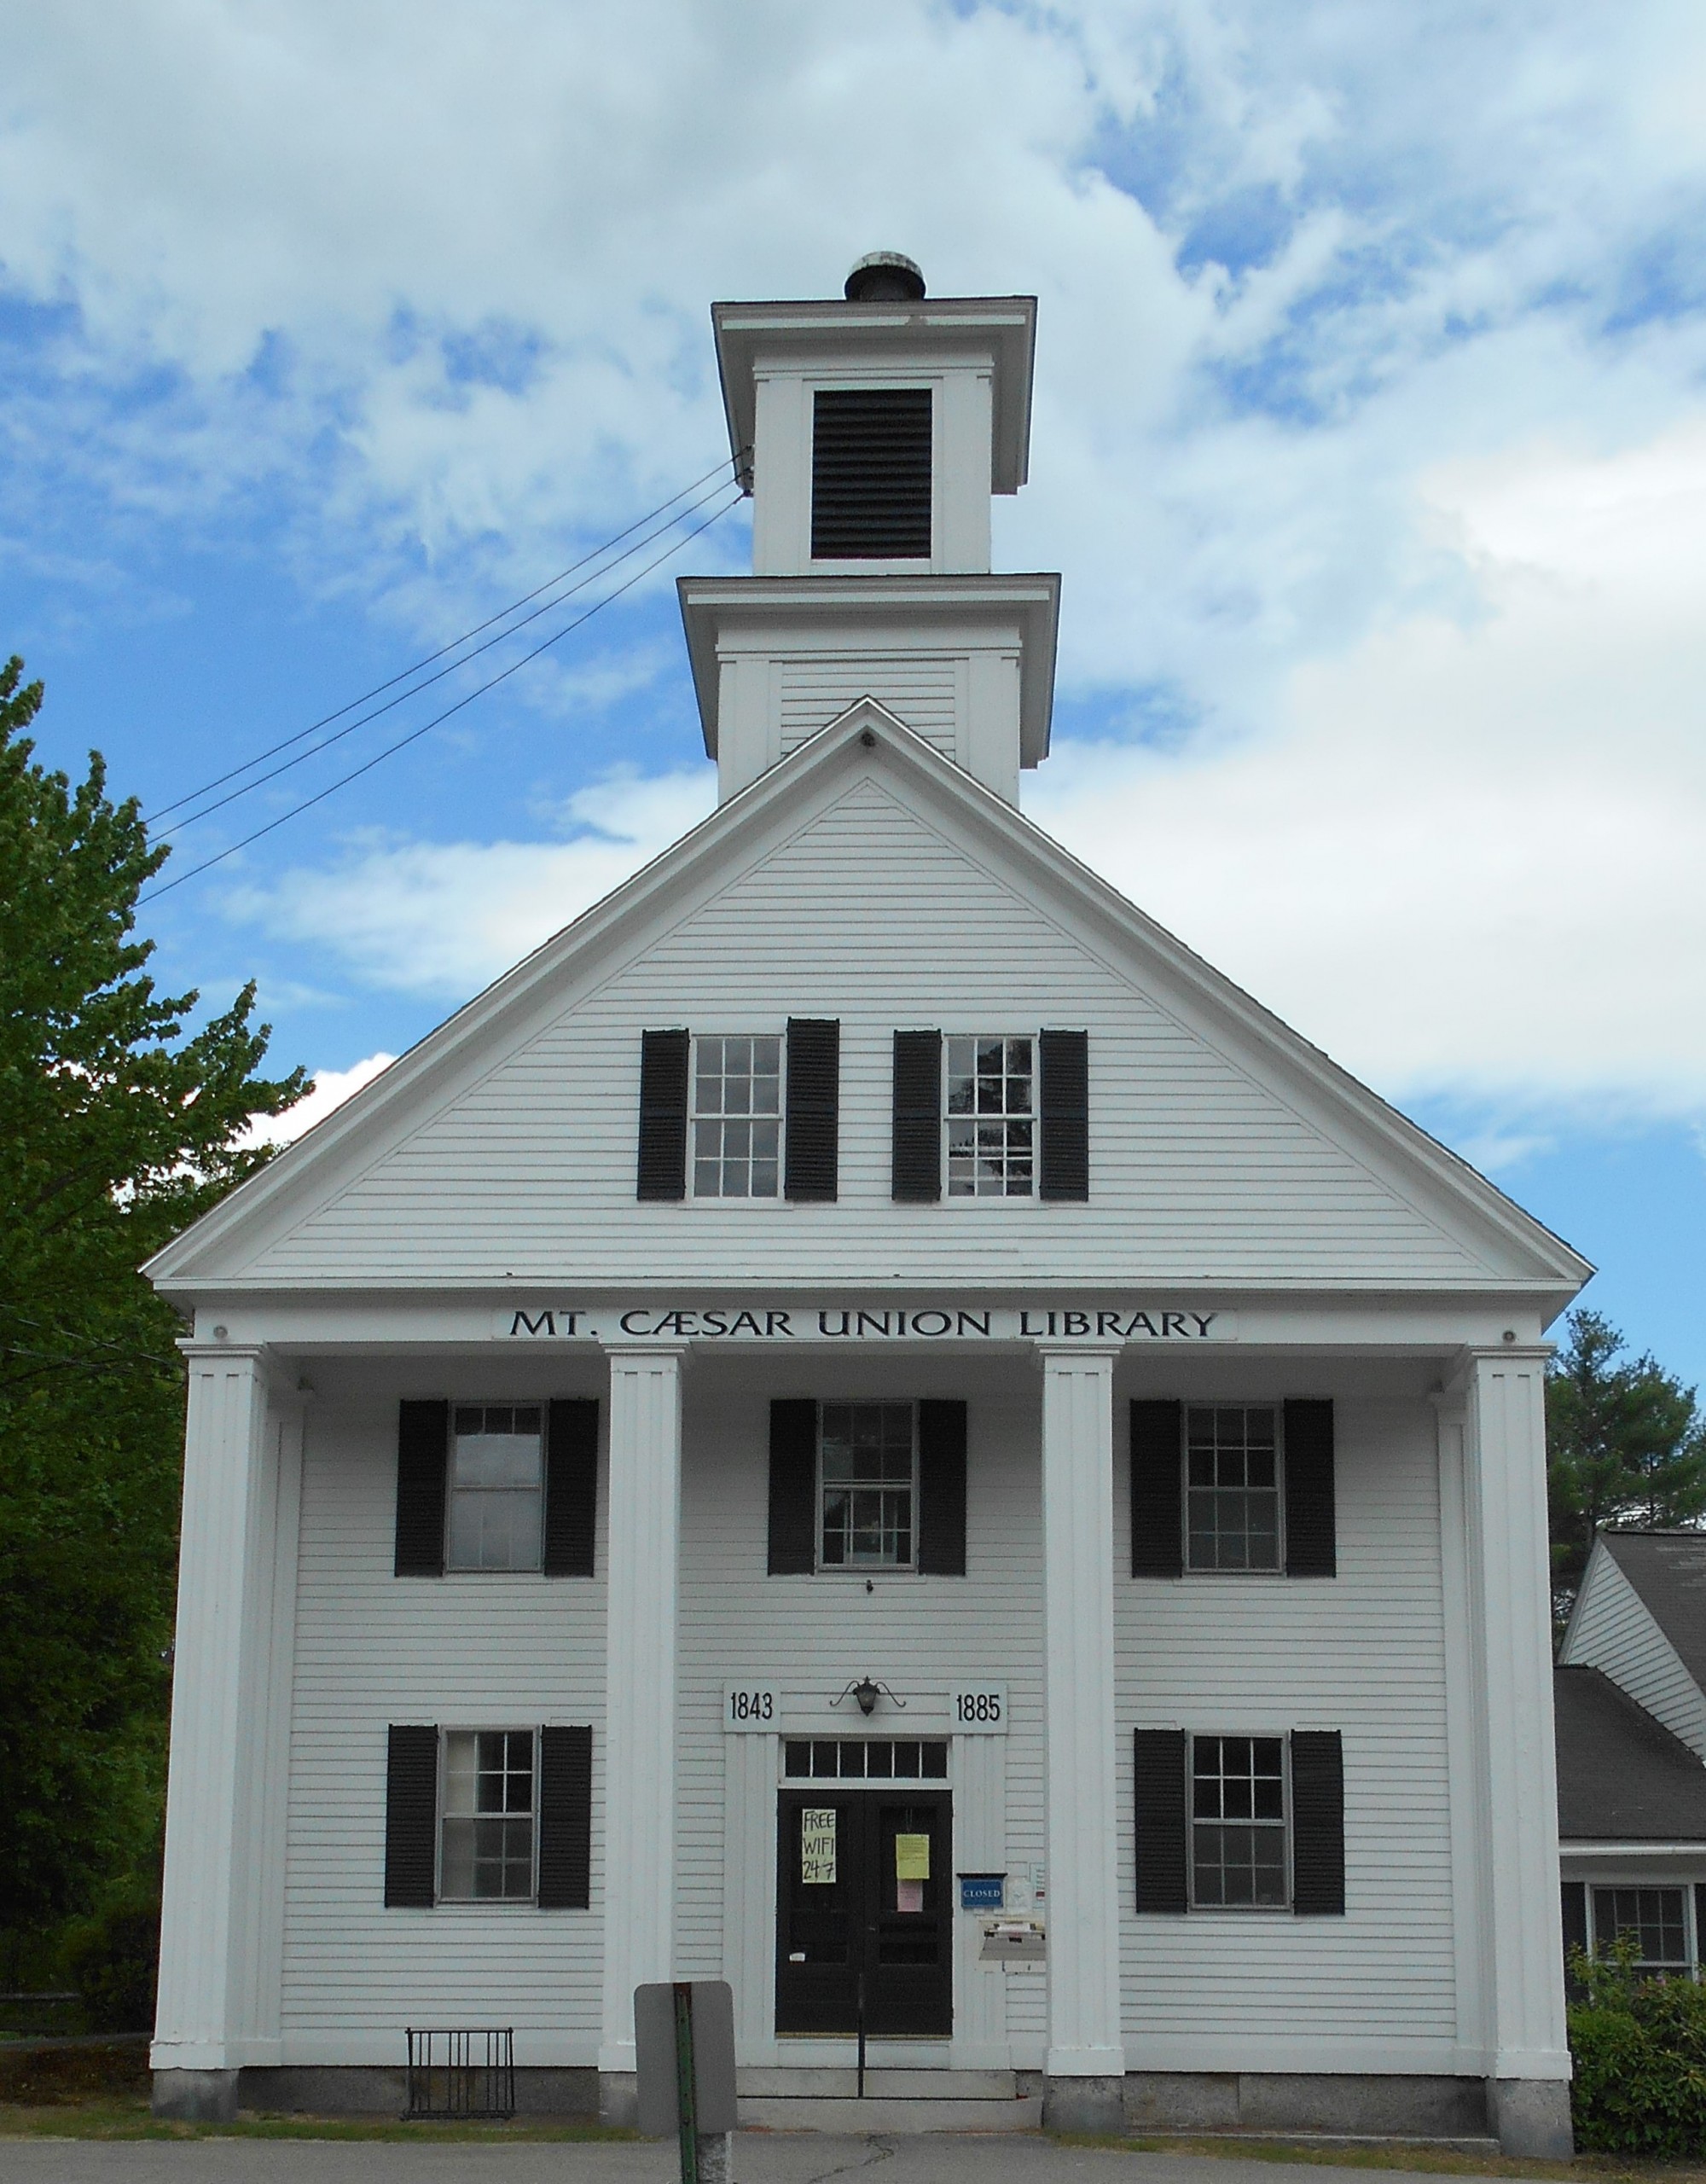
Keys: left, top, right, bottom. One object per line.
{"left": 0, "top": 2041, "right": 148, "bottom": 2106}
{"left": 1055, "top": 2135, "right": 1706, "bottom": 2183}
{"left": 0, "top": 2103, "right": 638, "bottom": 2141}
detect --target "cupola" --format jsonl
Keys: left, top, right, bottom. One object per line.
{"left": 678, "top": 260, "right": 1057, "bottom": 806}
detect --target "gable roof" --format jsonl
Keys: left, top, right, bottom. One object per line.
{"left": 1555, "top": 1664, "right": 1706, "bottom": 1841}
{"left": 145, "top": 704, "right": 1593, "bottom": 1296}
{"left": 1597, "top": 1532, "right": 1706, "bottom": 1694}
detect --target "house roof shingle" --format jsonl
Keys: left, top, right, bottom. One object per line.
{"left": 1556, "top": 1664, "right": 1706, "bottom": 1841}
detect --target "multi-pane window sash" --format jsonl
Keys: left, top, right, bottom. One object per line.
{"left": 1187, "top": 1406, "right": 1280, "bottom": 1571}
{"left": 440, "top": 1730, "right": 535, "bottom": 1901}
{"left": 1192, "top": 1735, "right": 1288, "bottom": 1908}
{"left": 821, "top": 1402, "right": 915, "bottom": 1567}
{"left": 693, "top": 1035, "right": 782, "bottom": 1199}
{"left": 784, "top": 1740, "right": 949, "bottom": 1780}
{"left": 447, "top": 1406, "right": 543, "bottom": 1571}
{"left": 946, "top": 1036, "right": 1034, "bottom": 1197}
{"left": 1592, "top": 1886, "right": 1691, "bottom": 1975}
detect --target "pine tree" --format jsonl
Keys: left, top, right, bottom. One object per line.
{"left": 0, "top": 654, "right": 305, "bottom": 1934}
{"left": 1548, "top": 1308, "right": 1706, "bottom": 1618}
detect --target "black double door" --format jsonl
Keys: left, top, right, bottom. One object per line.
{"left": 775, "top": 1789, "right": 952, "bottom": 2036}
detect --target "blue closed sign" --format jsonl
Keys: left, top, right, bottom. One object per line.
{"left": 959, "top": 1873, "right": 1005, "bottom": 1912}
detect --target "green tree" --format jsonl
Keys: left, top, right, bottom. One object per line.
{"left": 1548, "top": 1307, "right": 1706, "bottom": 1616}
{"left": 0, "top": 653, "right": 305, "bottom": 1937}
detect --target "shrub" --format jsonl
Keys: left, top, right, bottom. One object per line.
{"left": 1568, "top": 1938, "right": 1706, "bottom": 2157}
{"left": 62, "top": 1885, "right": 159, "bottom": 2036}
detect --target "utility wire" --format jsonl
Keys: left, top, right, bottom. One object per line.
{"left": 154, "top": 469, "right": 741, "bottom": 839}
{"left": 140, "top": 487, "right": 742, "bottom": 905}
{"left": 147, "top": 453, "right": 741, "bottom": 828}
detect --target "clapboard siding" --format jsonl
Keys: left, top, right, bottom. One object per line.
{"left": 1115, "top": 1391, "right": 1457, "bottom": 2046}
{"left": 279, "top": 1365, "right": 606, "bottom": 2040}
{"left": 246, "top": 781, "right": 1488, "bottom": 1287}
{"left": 276, "top": 1357, "right": 1456, "bottom": 2063}
{"left": 1560, "top": 1549, "right": 1706, "bottom": 1759}
{"left": 779, "top": 657, "right": 959, "bottom": 757}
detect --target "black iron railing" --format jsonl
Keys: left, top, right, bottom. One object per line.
{"left": 403, "top": 2026, "right": 515, "bottom": 2119}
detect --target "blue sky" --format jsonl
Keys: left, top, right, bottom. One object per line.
{"left": 3, "top": 3, "right": 1704, "bottom": 1387}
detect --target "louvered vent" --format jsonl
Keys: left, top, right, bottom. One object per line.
{"left": 811, "top": 388, "right": 931, "bottom": 560}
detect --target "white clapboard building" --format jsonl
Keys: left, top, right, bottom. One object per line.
{"left": 145, "top": 253, "right": 1589, "bottom": 2152}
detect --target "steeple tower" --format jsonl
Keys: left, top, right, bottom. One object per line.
{"left": 678, "top": 258, "right": 1059, "bottom": 805}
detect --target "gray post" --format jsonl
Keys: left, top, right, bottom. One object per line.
{"left": 636, "top": 1979, "right": 738, "bottom": 2184}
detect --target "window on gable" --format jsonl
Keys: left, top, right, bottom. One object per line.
{"left": 693, "top": 1034, "right": 782, "bottom": 1198}
{"left": 447, "top": 1405, "right": 543, "bottom": 1571}
{"left": 439, "top": 1730, "right": 536, "bottom": 1901}
{"left": 1191, "top": 1734, "right": 1288, "bottom": 1908}
{"left": 820, "top": 1402, "right": 916, "bottom": 1568}
{"left": 1592, "top": 1886, "right": 1691, "bottom": 1976}
{"left": 945, "top": 1036, "right": 1034, "bottom": 1198}
{"left": 1187, "top": 1406, "right": 1281, "bottom": 1571}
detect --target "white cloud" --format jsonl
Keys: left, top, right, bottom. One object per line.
{"left": 243, "top": 1051, "right": 397, "bottom": 1147}
{"left": 1029, "top": 412, "right": 1706, "bottom": 1115}
{"left": 232, "top": 767, "right": 715, "bottom": 995}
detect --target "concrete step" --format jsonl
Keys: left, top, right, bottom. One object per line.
{"left": 740, "top": 2067, "right": 1018, "bottom": 2099}
{"left": 742, "top": 2094, "right": 1042, "bottom": 2134}
{"left": 1134, "top": 2131, "right": 1502, "bottom": 2156}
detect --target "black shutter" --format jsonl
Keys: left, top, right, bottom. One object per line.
{"left": 1291, "top": 1729, "right": 1345, "bottom": 1914}
{"left": 543, "top": 1399, "right": 598, "bottom": 1577}
{"left": 785, "top": 1018, "right": 840, "bottom": 1202}
{"left": 768, "top": 1398, "right": 817, "bottom": 1575}
{"left": 1131, "top": 1400, "right": 1184, "bottom": 1578}
{"left": 1134, "top": 1728, "right": 1189, "bottom": 1914}
{"left": 394, "top": 1400, "right": 448, "bottom": 1577}
{"left": 1284, "top": 1399, "right": 1337, "bottom": 1577}
{"left": 384, "top": 1725, "right": 438, "bottom": 1908}
{"left": 811, "top": 387, "right": 931, "bottom": 561}
{"left": 1038, "top": 1029, "right": 1089, "bottom": 1201}
{"left": 891, "top": 1031, "right": 942, "bottom": 1202}
{"left": 537, "top": 1725, "right": 594, "bottom": 1909}
{"left": 917, "top": 1400, "right": 967, "bottom": 1577}
{"left": 1563, "top": 1881, "right": 1588, "bottom": 1997}
{"left": 636, "top": 1028, "right": 690, "bottom": 1201}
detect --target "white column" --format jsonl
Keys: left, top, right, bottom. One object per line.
{"left": 599, "top": 1343, "right": 686, "bottom": 2083}
{"left": 1459, "top": 1346, "right": 1573, "bottom": 2155}
{"left": 1039, "top": 1345, "right": 1123, "bottom": 2114}
{"left": 153, "top": 1343, "right": 284, "bottom": 2094}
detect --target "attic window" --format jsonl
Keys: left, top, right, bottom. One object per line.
{"left": 811, "top": 388, "right": 931, "bottom": 560}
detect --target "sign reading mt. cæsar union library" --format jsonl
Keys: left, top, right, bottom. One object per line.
{"left": 496, "top": 1303, "right": 1238, "bottom": 1342}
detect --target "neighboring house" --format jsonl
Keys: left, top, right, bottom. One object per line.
{"left": 142, "top": 253, "right": 1590, "bottom": 2156}
{"left": 1558, "top": 1531, "right": 1706, "bottom": 1976}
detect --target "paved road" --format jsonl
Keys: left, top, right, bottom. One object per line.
{"left": 0, "top": 2138, "right": 1510, "bottom": 2184}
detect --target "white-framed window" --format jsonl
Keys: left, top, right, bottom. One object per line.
{"left": 820, "top": 1401, "right": 916, "bottom": 1568}
{"left": 784, "top": 1739, "right": 949, "bottom": 1781}
{"left": 693, "top": 1034, "right": 782, "bottom": 1199}
{"left": 1191, "top": 1734, "right": 1289, "bottom": 1908}
{"left": 1187, "top": 1406, "right": 1281, "bottom": 1572}
{"left": 439, "top": 1729, "right": 536, "bottom": 1901}
{"left": 945, "top": 1035, "right": 1034, "bottom": 1198}
{"left": 1589, "top": 1885, "right": 1694, "bottom": 1975}
{"left": 447, "top": 1404, "right": 543, "bottom": 1571}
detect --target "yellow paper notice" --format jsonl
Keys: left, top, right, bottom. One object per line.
{"left": 895, "top": 1832, "right": 931, "bottom": 1881}
{"left": 801, "top": 1809, "right": 837, "bottom": 1885}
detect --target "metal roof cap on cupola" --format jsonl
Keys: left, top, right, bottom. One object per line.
{"left": 680, "top": 256, "right": 1058, "bottom": 807}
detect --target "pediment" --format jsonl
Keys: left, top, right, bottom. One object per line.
{"left": 148, "top": 712, "right": 1589, "bottom": 1301}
